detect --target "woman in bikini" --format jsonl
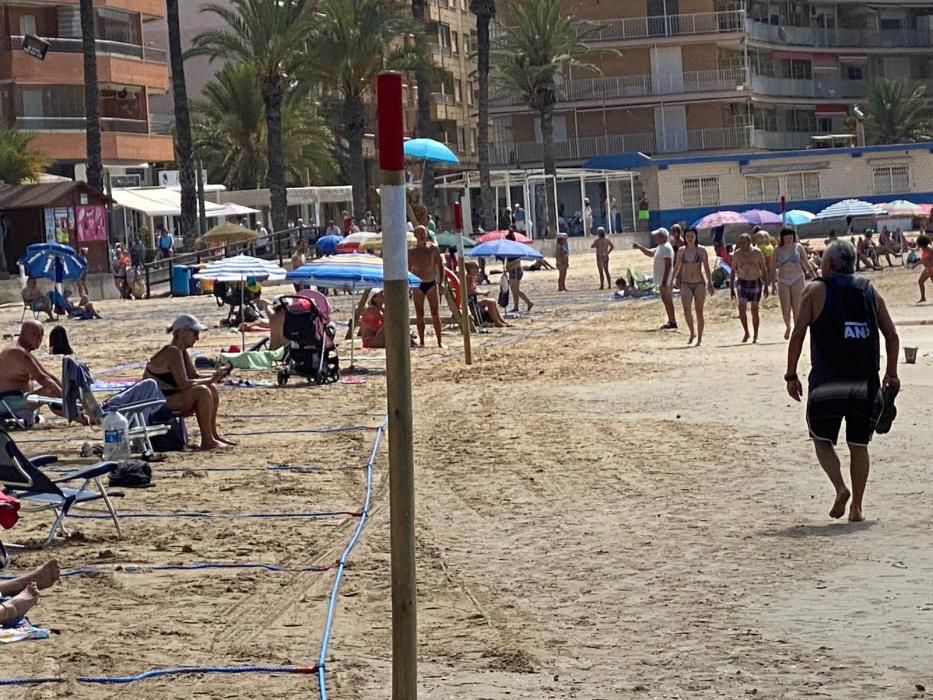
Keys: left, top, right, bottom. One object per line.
{"left": 917, "top": 234, "right": 933, "bottom": 303}
{"left": 672, "top": 227, "right": 713, "bottom": 346}
{"left": 465, "top": 261, "right": 510, "bottom": 328}
{"left": 770, "top": 228, "right": 816, "bottom": 339}
{"left": 143, "top": 314, "right": 234, "bottom": 451}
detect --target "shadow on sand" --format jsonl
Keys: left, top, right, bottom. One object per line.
{"left": 769, "top": 520, "right": 877, "bottom": 538}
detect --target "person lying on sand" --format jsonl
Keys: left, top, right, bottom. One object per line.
{"left": 144, "top": 315, "right": 235, "bottom": 451}
{"left": 0, "top": 560, "right": 60, "bottom": 626}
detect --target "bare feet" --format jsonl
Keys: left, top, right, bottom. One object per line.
{"left": 29, "top": 561, "right": 60, "bottom": 590}
{"left": 742, "top": 332, "right": 750, "bottom": 343}
{"left": 753, "top": 335, "right": 758, "bottom": 344}
{"left": 199, "top": 441, "right": 221, "bottom": 451}
{"left": 848, "top": 505, "right": 865, "bottom": 522}
{"left": 687, "top": 334, "right": 695, "bottom": 345}
{"left": 527, "top": 302, "right": 534, "bottom": 312}
{"left": 830, "top": 487, "right": 851, "bottom": 519}
{"left": 784, "top": 327, "right": 791, "bottom": 340}
{"left": 216, "top": 437, "right": 238, "bottom": 447}
{"left": 1, "top": 582, "right": 40, "bottom": 623}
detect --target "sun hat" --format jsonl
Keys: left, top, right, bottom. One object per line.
{"left": 167, "top": 314, "right": 207, "bottom": 334}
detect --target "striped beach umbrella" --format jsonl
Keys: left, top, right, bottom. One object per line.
{"left": 815, "top": 199, "right": 885, "bottom": 220}
{"left": 335, "top": 231, "right": 380, "bottom": 253}
{"left": 879, "top": 200, "right": 925, "bottom": 217}
{"left": 286, "top": 253, "right": 421, "bottom": 289}
{"left": 193, "top": 254, "right": 287, "bottom": 282}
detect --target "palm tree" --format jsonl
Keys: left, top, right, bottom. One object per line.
{"left": 0, "top": 127, "right": 48, "bottom": 184}
{"left": 470, "top": 0, "right": 496, "bottom": 230}
{"left": 311, "top": 0, "right": 418, "bottom": 217}
{"left": 190, "top": 0, "right": 317, "bottom": 233}
{"left": 192, "top": 62, "right": 334, "bottom": 191}
{"left": 492, "top": 0, "right": 602, "bottom": 237}
{"left": 862, "top": 78, "right": 932, "bottom": 145}
{"left": 78, "top": 0, "right": 103, "bottom": 192}
{"left": 166, "top": 0, "right": 199, "bottom": 245}
{"left": 411, "top": 0, "right": 438, "bottom": 214}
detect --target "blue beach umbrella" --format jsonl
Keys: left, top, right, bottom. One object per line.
{"left": 403, "top": 138, "right": 460, "bottom": 164}
{"left": 286, "top": 253, "right": 421, "bottom": 289}
{"left": 783, "top": 209, "right": 815, "bottom": 226}
{"left": 19, "top": 242, "right": 86, "bottom": 281}
{"left": 466, "top": 239, "right": 543, "bottom": 260}
{"left": 314, "top": 234, "right": 343, "bottom": 255}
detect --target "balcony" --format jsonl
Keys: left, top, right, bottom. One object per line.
{"left": 752, "top": 130, "right": 817, "bottom": 150}
{"left": 751, "top": 74, "right": 865, "bottom": 99}
{"left": 431, "top": 92, "right": 454, "bottom": 105}
{"left": 428, "top": 42, "right": 452, "bottom": 59}
{"left": 5, "top": 35, "right": 166, "bottom": 62}
{"left": 583, "top": 9, "right": 745, "bottom": 43}
{"left": 14, "top": 116, "right": 150, "bottom": 134}
{"left": 29, "top": 131, "right": 173, "bottom": 162}
{"left": 746, "top": 18, "right": 933, "bottom": 48}
{"left": 489, "top": 125, "right": 753, "bottom": 165}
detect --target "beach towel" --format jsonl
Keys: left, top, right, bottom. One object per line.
{"left": 0, "top": 620, "right": 51, "bottom": 643}
{"left": 90, "top": 377, "right": 139, "bottom": 391}
{"left": 0, "top": 492, "right": 19, "bottom": 530}
{"left": 219, "top": 347, "right": 285, "bottom": 370}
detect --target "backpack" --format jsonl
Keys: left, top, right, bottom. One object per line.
{"left": 147, "top": 407, "right": 187, "bottom": 452}
{"left": 108, "top": 459, "right": 153, "bottom": 488}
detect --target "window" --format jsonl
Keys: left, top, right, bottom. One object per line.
{"left": 96, "top": 8, "right": 140, "bottom": 45}
{"left": 438, "top": 24, "right": 452, "bottom": 55}
{"left": 451, "top": 31, "right": 458, "bottom": 55}
{"left": 458, "top": 127, "right": 465, "bottom": 150}
{"left": 19, "top": 15, "right": 37, "bottom": 35}
{"left": 746, "top": 175, "right": 781, "bottom": 203}
{"left": 873, "top": 165, "right": 910, "bottom": 194}
{"left": 784, "top": 172, "right": 821, "bottom": 199}
{"left": 845, "top": 65, "right": 864, "bottom": 80}
{"left": 682, "top": 177, "right": 720, "bottom": 207}
{"left": 453, "top": 79, "right": 462, "bottom": 103}
{"left": 466, "top": 81, "right": 474, "bottom": 105}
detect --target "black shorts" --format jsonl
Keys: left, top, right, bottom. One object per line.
{"left": 806, "top": 381, "right": 883, "bottom": 446}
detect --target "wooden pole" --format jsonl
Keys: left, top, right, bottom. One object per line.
{"left": 377, "top": 71, "right": 418, "bottom": 700}
{"left": 453, "top": 200, "right": 472, "bottom": 365}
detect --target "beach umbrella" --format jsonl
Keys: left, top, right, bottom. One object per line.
{"left": 287, "top": 253, "right": 421, "bottom": 370}
{"left": 195, "top": 222, "right": 258, "bottom": 248}
{"left": 194, "top": 254, "right": 287, "bottom": 347}
{"left": 814, "top": 199, "right": 885, "bottom": 220}
{"left": 879, "top": 200, "right": 925, "bottom": 217}
{"left": 365, "top": 231, "right": 418, "bottom": 251}
{"left": 783, "top": 209, "right": 816, "bottom": 226}
{"left": 19, "top": 242, "right": 86, "bottom": 282}
{"left": 466, "top": 239, "right": 543, "bottom": 260}
{"left": 314, "top": 234, "right": 343, "bottom": 255}
{"left": 691, "top": 211, "right": 748, "bottom": 229}
{"left": 403, "top": 138, "right": 460, "bottom": 164}
{"left": 435, "top": 231, "right": 476, "bottom": 249}
{"left": 474, "top": 229, "right": 533, "bottom": 244}
{"left": 335, "top": 231, "right": 380, "bottom": 253}
{"left": 740, "top": 209, "right": 782, "bottom": 226}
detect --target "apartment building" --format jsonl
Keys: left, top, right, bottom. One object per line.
{"left": 490, "top": 0, "right": 933, "bottom": 168}
{"left": 0, "top": 0, "right": 174, "bottom": 180}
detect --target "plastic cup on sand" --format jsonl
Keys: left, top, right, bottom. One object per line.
{"left": 904, "top": 346, "right": 918, "bottom": 364}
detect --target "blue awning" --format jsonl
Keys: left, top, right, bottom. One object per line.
{"left": 583, "top": 152, "right": 654, "bottom": 171}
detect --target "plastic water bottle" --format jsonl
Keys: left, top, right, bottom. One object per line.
{"left": 102, "top": 411, "right": 130, "bottom": 462}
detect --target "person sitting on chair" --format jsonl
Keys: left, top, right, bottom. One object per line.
{"left": 21, "top": 278, "right": 54, "bottom": 322}
{"left": 143, "top": 315, "right": 235, "bottom": 451}
{"left": 465, "top": 261, "right": 510, "bottom": 328}
{"left": 0, "top": 321, "right": 64, "bottom": 424}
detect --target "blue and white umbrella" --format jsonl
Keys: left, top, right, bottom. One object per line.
{"left": 815, "top": 199, "right": 886, "bottom": 220}
{"left": 466, "top": 239, "right": 543, "bottom": 260}
{"left": 19, "top": 242, "right": 86, "bottom": 282}
{"left": 193, "top": 254, "right": 287, "bottom": 283}
{"left": 286, "top": 253, "right": 421, "bottom": 289}
{"left": 403, "top": 138, "right": 460, "bottom": 165}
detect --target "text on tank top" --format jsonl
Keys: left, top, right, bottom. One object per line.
{"left": 808, "top": 275, "right": 879, "bottom": 389}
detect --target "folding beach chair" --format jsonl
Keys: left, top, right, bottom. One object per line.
{"left": 0, "top": 429, "right": 122, "bottom": 545}
{"left": 626, "top": 266, "right": 656, "bottom": 294}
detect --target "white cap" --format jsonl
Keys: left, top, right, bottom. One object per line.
{"left": 651, "top": 227, "right": 670, "bottom": 240}
{"left": 556, "top": 231, "right": 568, "bottom": 237}
{"left": 406, "top": 221, "right": 415, "bottom": 232}
{"left": 167, "top": 314, "right": 207, "bottom": 334}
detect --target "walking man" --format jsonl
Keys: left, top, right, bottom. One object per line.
{"left": 408, "top": 225, "right": 445, "bottom": 347}
{"left": 633, "top": 228, "right": 676, "bottom": 329}
{"left": 730, "top": 233, "right": 769, "bottom": 343}
{"left": 786, "top": 239, "right": 899, "bottom": 522}
{"left": 591, "top": 227, "right": 614, "bottom": 289}
{"left": 513, "top": 202, "right": 527, "bottom": 234}
{"left": 556, "top": 231, "right": 570, "bottom": 292}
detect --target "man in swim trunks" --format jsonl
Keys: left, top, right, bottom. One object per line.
{"left": 408, "top": 225, "right": 445, "bottom": 347}
{"left": 0, "top": 321, "right": 63, "bottom": 425}
{"left": 591, "top": 227, "right": 614, "bottom": 290}
{"left": 786, "top": 239, "right": 899, "bottom": 522}
{"left": 730, "top": 232, "right": 769, "bottom": 343}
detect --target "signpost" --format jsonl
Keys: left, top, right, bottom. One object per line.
{"left": 453, "top": 201, "right": 472, "bottom": 365}
{"left": 377, "top": 71, "right": 418, "bottom": 700}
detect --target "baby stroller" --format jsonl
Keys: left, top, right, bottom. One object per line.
{"left": 215, "top": 281, "right": 262, "bottom": 327}
{"left": 276, "top": 290, "right": 339, "bottom": 385}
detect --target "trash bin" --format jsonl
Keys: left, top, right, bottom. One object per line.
{"left": 199, "top": 275, "right": 214, "bottom": 295}
{"left": 188, "top": 273, "right": 201, "bottom": 296}
{"left": 171, "top": 265, "right": 191, "bottom": 297}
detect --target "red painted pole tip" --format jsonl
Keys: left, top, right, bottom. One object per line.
{"left": 377, "top": 72, "right": 405, "bottom": 172}
{"left": 452, "top": 202, "right": 462, "bottom": 231}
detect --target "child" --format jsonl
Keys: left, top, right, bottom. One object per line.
{"left": 613, "top": 276, "right": 630, "bottom": 299}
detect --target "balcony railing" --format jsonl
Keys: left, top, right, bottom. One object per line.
{"left": 14, "top": 116, "right": 150, "bottom": 134}
{"left": 489, "top": 125, "right": 752, "bottom": 165}
{"left": 6, "top": 34, "right": 167, "bottom": 62}
{"left": 428, "top": 42, "right": 452, "bottom": 58}
{"left": 583, "top": 9, "right": 745, "bottom": 42}
{"left": 431, "top": 92, "right": 454, "bottom": 105}
{"left": 751, "top": 74, "right": 865, "bottom": 99}
{"left": 746, "top": 18, "right": 933, "bottom": 48}
{"left": 751, "top": 130, "right": 817, "bottom": 150}
{"left": 565, "top": 67, "right": 747, "bottom": 101}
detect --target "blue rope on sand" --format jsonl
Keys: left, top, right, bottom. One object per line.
{"left": 0, "top": 561, "right": 333, "bottom": 580}
{"left": 68, "top": 509, "right": 360, "bottom": 520}
{"left": 317, "top": 418, "right": 385, "bottom": 700}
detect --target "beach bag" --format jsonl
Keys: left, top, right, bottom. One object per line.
{"left": 109, "top": 459, "right": 153, "bottom": 488}
{"left": 498, "top": 273, "right": 509, "bottom": 308}
{"left": 147, "top": 408, "right": 187, "bottom": 452}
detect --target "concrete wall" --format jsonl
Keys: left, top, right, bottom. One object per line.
{"left": 531, "top": 232, "right": 639, "bottom": 257}
{"left": 0, "top": 272, "right": 126, "bottom": 306}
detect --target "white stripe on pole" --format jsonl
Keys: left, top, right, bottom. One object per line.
{"left": 382, "top": 184, "right": 409, "bottom": 281}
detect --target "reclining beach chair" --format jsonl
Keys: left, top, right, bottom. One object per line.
{"left": 626, "top": 266, "right": 657, "bottom": 295}
{"left": 0, "top": 429, "right": 122, "bottom": 545}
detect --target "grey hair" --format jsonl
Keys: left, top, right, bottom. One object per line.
{"left": 738, "top": 233, "right": 752, "bottom": 244}
{"left": 824, "top": 239, "right": 857, "bottom": 274}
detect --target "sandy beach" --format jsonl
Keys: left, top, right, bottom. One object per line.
{"left": 4, "top": 246, "right": 933, "bottom": 699}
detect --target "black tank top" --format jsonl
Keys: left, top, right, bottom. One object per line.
{"left": 808, "top": 275, "right": 879, "bottom": 390}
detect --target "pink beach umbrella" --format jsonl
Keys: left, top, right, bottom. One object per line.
{"left": 691, "top": 210, "right": 749, "bottom": 229}
{"left": 740, "top": 209, "right": 783, "bottom": 226}
{"left": 474, "top": 229, "right": 533, "bottom": 244}
{"left": 879, "top": 200, "right": 926, "bottom": 217}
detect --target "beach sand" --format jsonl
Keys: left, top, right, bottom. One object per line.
{"left": 5, "top": 247, "right": 933, "bottom": 699}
